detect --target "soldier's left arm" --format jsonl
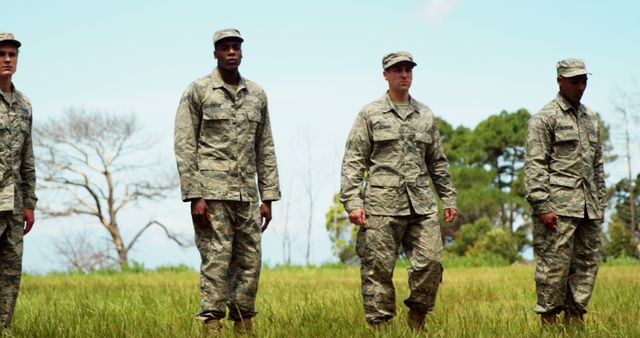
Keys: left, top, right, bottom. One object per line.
{"left": 594, "top": 119, "right": 606, "bottom": 214}
{"left": 425, "top": 122, "right": 457, "bottom": 209}
{"left": 255, "top": 94, "right": 281, "bottom": 202}
{"left": 20, "top": 114, "right": 37, "bottom": 211}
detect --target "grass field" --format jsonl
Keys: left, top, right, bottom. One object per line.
{"left": 3, "top": 262, "right": 639, "bottom": 337}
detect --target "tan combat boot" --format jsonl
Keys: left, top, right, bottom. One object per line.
{"left": 408, "top": 309, "right": 426, "bottom": 331}
{"left": 540, "top": 313, "right": 557, "bottom": 326}
{"left": 234, "top": 317, "right": 253, "bottom": 335}
{"left": 564, "top": 312, "right": 584, "bottom": 326}
{"left": 203, "top": 318, "right": 223, "bottom": 335}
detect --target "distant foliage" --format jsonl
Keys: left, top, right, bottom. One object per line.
{"left": 325, "top": 194, "right": 358, "bottom": 265}
{"left": 603, "top": 219, "right": 638, "bottom": 259}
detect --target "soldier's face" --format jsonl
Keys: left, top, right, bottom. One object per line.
{"left": 214, "top": 39, "right": 242, "bottom": 71}
{"left": 558, "top": 74, "right": 587, "bottom": 106}
{"left": 0, "top": 44, "right": 18, "bottom": 78}
{"left": 384, "top": 62, "right": 413, "bottom": 92}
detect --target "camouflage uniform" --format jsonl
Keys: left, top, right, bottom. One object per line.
{"left": 340, "top": 92, "right": 456, "bottom": 323}
{"left": 174, "top": 66, "right": 280, "bottom": 321}
{"left": 0, "top": 85, "right": 37, "bottom": 327}
{"left": 525, "top": 60, "right": 605, "bottom": 316}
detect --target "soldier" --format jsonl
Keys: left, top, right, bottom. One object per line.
{"left": 174, "top": 28, "right": 280, "bottom": 334}
{"left": 0, "top": 32, "right": 37, "bottom": 328}
{"left": 340, "top": 52, "right": 457, "bottom": 331}
{"left": 525, "top": 58, "right": 605, "bottom": 326}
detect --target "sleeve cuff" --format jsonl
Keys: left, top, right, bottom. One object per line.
{"left": 442, "top": 200, "right": 457, "bottom": 210}
{"left": 23, "top": 198, "right": 37, "bottom": 210}
{"left": 532, "top": 201, "right": 552, "bottom": 215}
{"left": 343, "top": 200, "right": 364, "bottom": 213}
{"left": 260, "top": 190, "right": 281, "bottom": 202}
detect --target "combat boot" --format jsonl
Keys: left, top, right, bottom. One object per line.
{"left": 408, "top": 308, "right": 426, "bottom": 331}
{"left": 234, "top": 317, "right": 253, "bottom": 335}
{"left": 563, "top": 312, "right": 584, "bottom": 326}
{"left": 368, "top": 319, "right": 391, "bottom": 331}
{"left": 203, "top": 318, "right": 223, "bottom": 335}
{"left": 540, "top": 313, "right": 557, "bottom": 326}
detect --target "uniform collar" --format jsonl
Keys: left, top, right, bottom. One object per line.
{"left": 211, "top": 68, "right": 247, "bottom": 91}
{"left": 381, "top": 92, "right": 421, "bottom": 114}
{"left": 0, "top": 83, "right": 17, "bottom": 105}
{"left": 555, "top": 93, "right": 586, "bottom": 116}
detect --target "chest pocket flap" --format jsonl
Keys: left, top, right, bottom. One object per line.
{"left": 203, "top": 107, "right": 232, "bottom": 121}
{"left": 415, "top": 132, "right": 432, "bottom": 144}
{"left": 247, "top": 111, "right": 262, "bottom": 123}
{"left": 554, "top": 131, "right": 578, "bottom": 143}
{"left": 372, "top": 129, "right": 399, "bottom": 142}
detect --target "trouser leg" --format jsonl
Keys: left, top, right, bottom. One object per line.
{"left": 0, "top": 213, "right": 24, "bottom": 327}
{"left": 565, "top": 218, "right": 601, "bottom": 315}
{"left": 533, "top": 216, "right": 578, "bottom": 314}
{"left": 356, "top": 215, "right": 404, "bottom": 323}
{"left": 402, "top": 214, "right": 443, "bottom": 314}
{"left": 194, "top": 201, "right": 234, "bottom": 321}
{"left": 227, "top": 201, "right": 262, "bottom": 321}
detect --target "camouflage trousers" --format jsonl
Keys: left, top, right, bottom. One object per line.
{"left": 533, "top": 215, "right": 601, "bottom": 315}
{"left": 193, "top": 200, "right": 261, "bottom": 322}
{"left": 356, "top": 213, "right": 443, "bottom": 323}
{"left": 0, "top": 212, "right": 23, "bottom": 327}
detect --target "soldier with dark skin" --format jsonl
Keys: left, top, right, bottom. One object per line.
{"left": 174, "top": 28, "right": 280, "bottom": 335}
{"left": 0, "top": 32, "right": 37, "bottom": 329}
{"left": 525, "top": 58, "right": 605, "bottom": 326}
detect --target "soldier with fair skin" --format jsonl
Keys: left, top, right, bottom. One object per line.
{"left": 525, "top": 58, "right": 605, "bottom": 326}
{"left": 174, "top": 29, "right": 280, "bottom": 334}
{"left": 340, "top": 52, "right": 457, "bottom": 331}
{"left": 0, "top": 32, "right": 37, "bottom": 328}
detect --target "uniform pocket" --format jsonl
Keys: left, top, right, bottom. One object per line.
{"left": 552, "top": 131, "right": 579, "bottom": 156}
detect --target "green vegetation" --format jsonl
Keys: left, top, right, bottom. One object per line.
{"left": 4, "top": 264, "right": 639, "bottom": 337}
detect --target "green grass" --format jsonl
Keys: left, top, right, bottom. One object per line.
{"left": 3, "top": 263, "right": 639, "bottom": 337}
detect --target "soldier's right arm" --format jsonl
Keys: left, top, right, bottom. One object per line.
{"left": 340, "top": 113, "right": 371, "bottom": 213}
{"left": 524, "top": 116, "right": 553, "bottom": 215}
{"left": 174, "top": 84, "right": 205, "bottom": 202}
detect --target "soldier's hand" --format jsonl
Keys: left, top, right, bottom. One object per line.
{"left": 23, "top": 208, "right": 35, "bottom": 235}
{"left": 260, "top": 201, "right": 272, "bottom": 232}
{"left": 348, "top": 209, "right": 366, "bottom": 226}
{"left": 538, "top": 212, "right": 557, "bottom": 230}
{"left": 444, "top": 208, "right": 457, "bottom": 222}
{"left": 191, "top": 198, "right": 211, "bottom": 227}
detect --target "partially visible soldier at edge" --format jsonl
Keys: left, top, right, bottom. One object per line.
{"left": 340, "top": 52, "right": 457, "bottom": 331}
{"left": 524, "top": 58, "right": 605, "bottom": 326}
{"left": 174, "top": 28, "right": 280, "bottom": 335}
{"left": 0, "top": 32, "right": 37, "bottom": 329}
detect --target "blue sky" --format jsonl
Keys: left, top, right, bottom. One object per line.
{"left": 5, "top": 0, "right": 640, "bottom": 272}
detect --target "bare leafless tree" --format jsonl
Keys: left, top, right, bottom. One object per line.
{"left": 612, "top": 86, "right": 640, "bottom": 254}
{"left": 35, "top": 108, "right": 190, "bottom": 268}
{"left": 301, "top": 137, "right": 325, "bottom": 266}
{"left": 53, "top": 231, "right": 114, "bottom": 272}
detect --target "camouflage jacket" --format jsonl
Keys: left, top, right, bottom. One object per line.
{"left": 174, "top": 68, "right": 280, "bottom": 203}
{"left": 524, "top": 93, "right": 605, "bottom": 219}
{"left": 0, "top": 85, "right": 37, "bottom": 214}
{"left": 340, "top": 93, "right": 457, "bottom": 216}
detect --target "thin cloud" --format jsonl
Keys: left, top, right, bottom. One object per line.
{"left": 419, "top": 0, "right": 458, "bottom": 25}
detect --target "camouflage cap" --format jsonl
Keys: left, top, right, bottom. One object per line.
{"left": 557, "top": 58, "right": 590, "bottom": 77}
{"left": 0, "top": 32, "right": 21, "bottom": 48}
{"left": 382, "top": 51, "right": 417, "bottom": 70}
{"left": 213, "top": 28, "right": 244, "bottom": 46}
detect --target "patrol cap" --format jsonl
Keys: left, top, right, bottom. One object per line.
{"left": 556, "top": 58, "right": 590, "bottom": 77}
{"left": 382, "top": 51, "right": 416, "bottom": 70}
{"left": 0, "top": 32, "right": 21, "bottom": 48}
{"left": 213, "top": 28, "right": 244, "bottom": 46}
